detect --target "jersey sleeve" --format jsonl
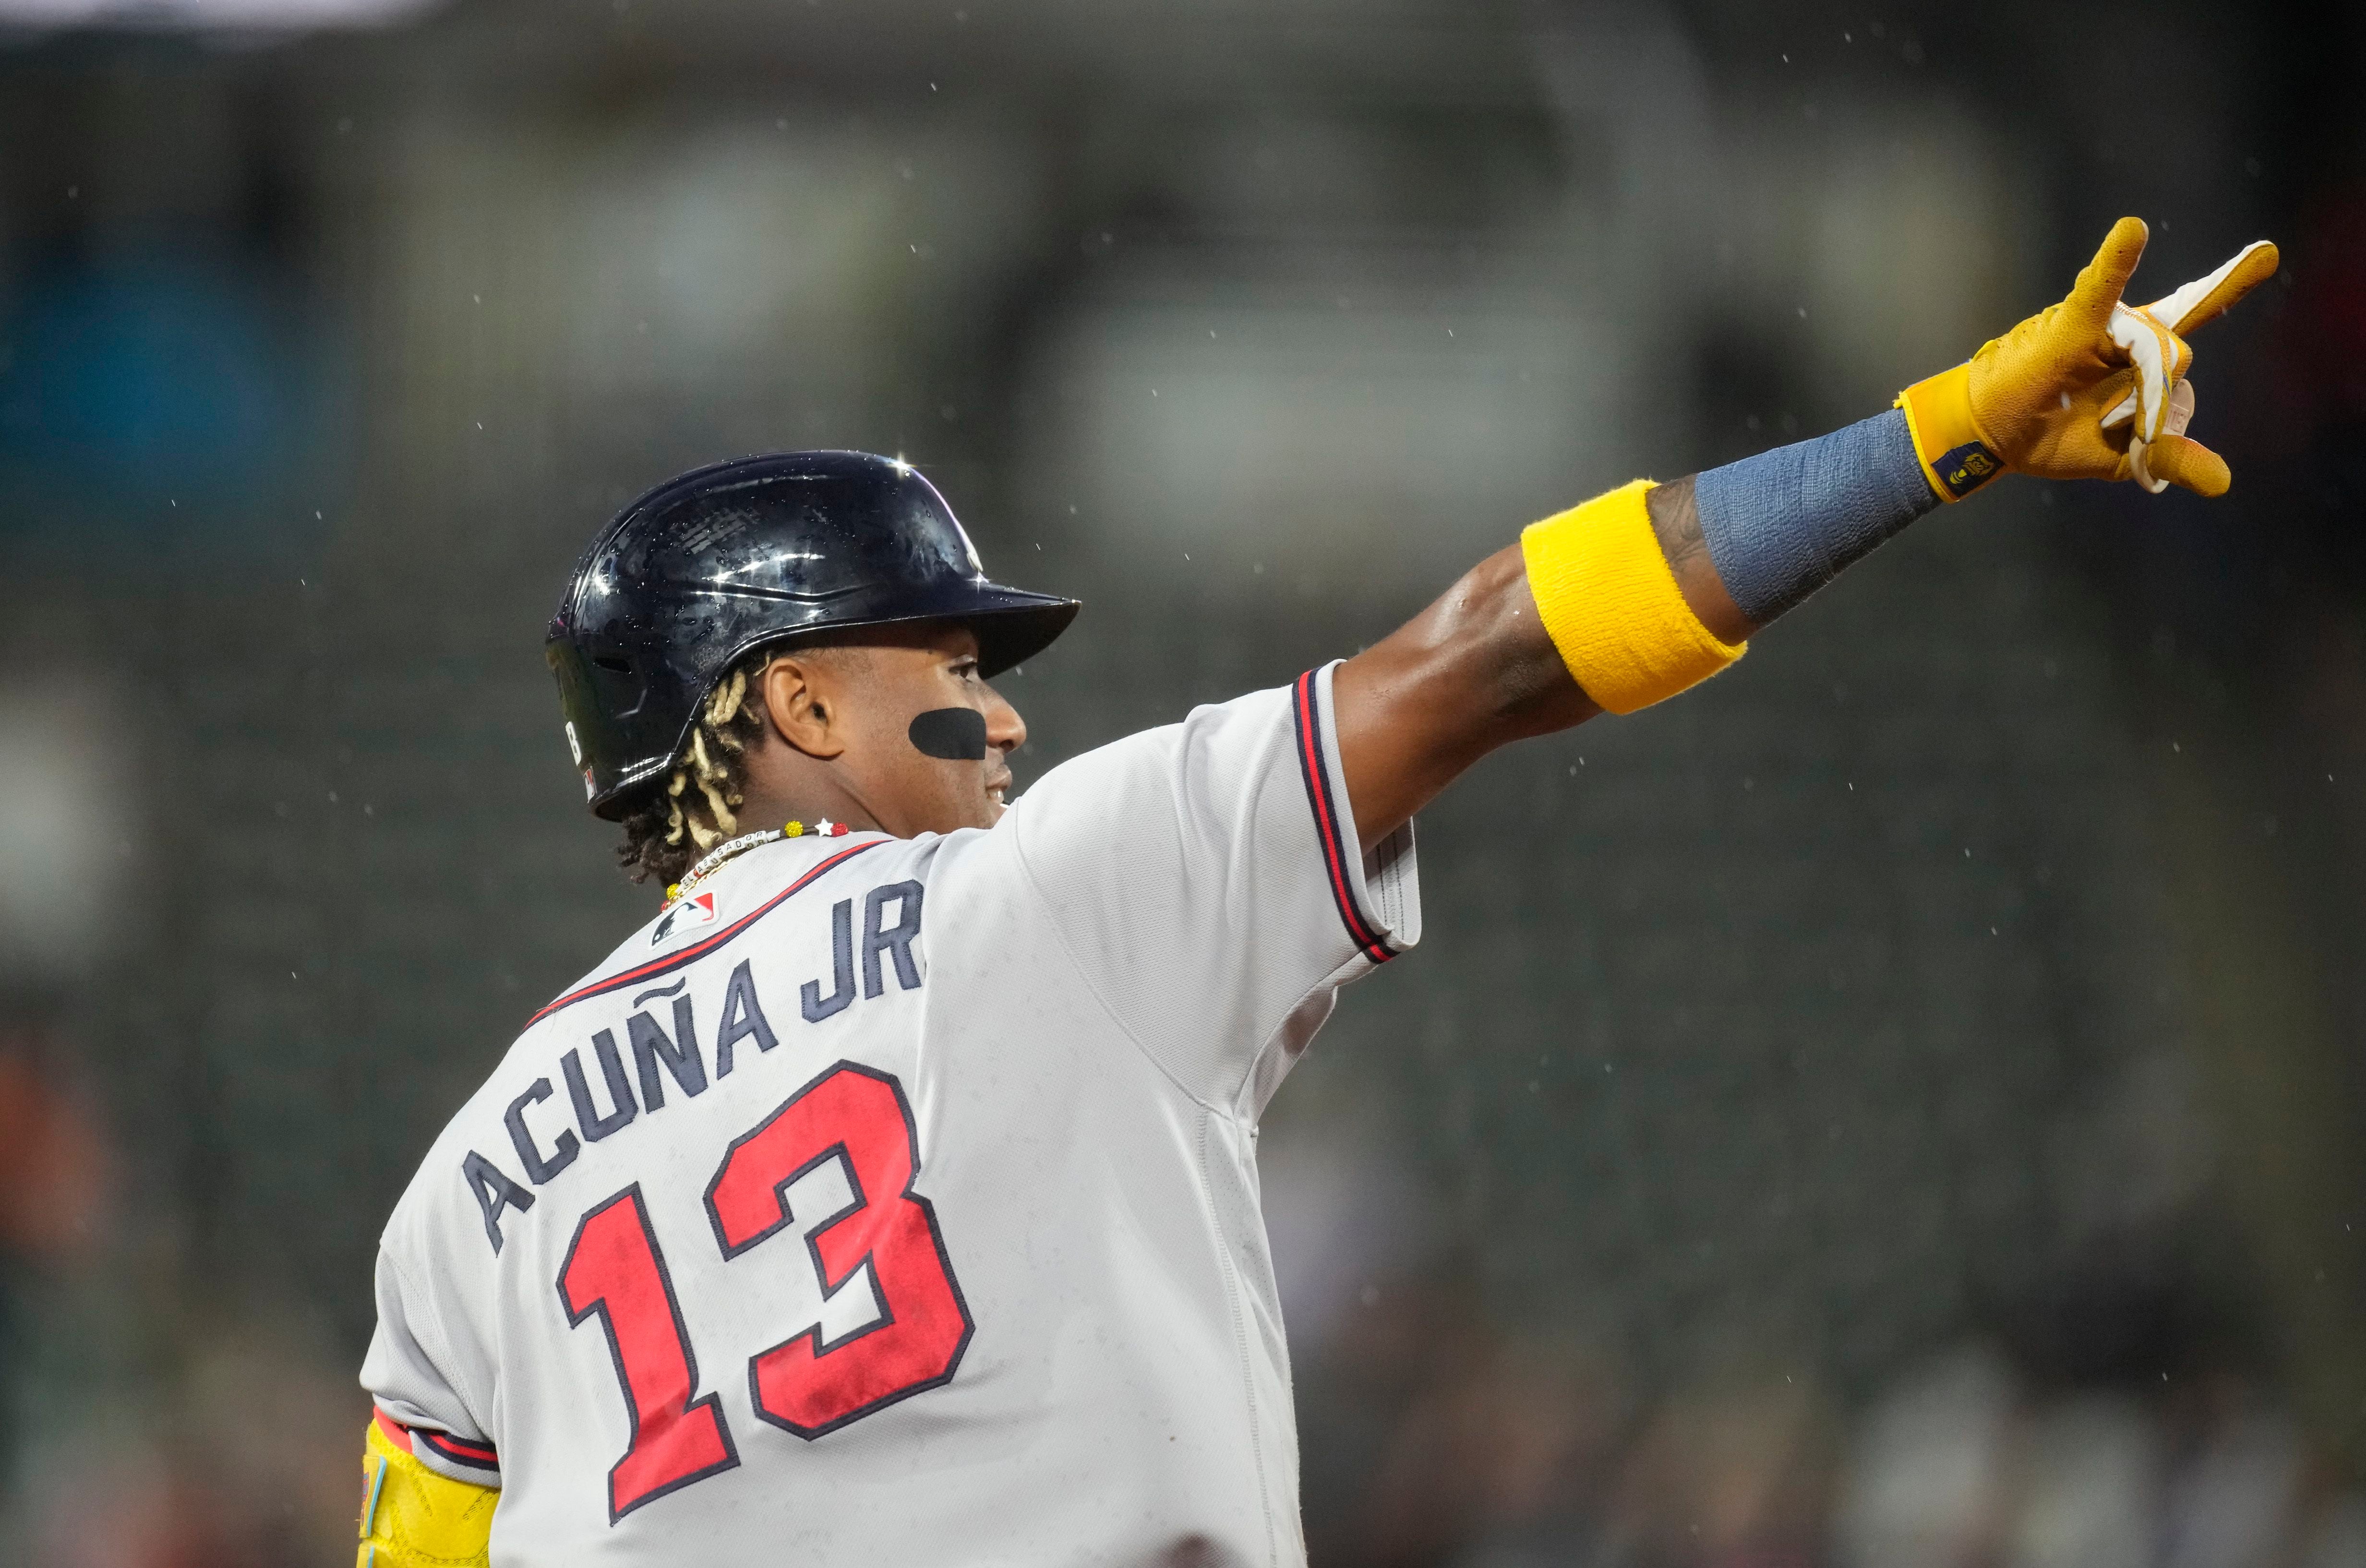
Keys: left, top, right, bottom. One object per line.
{"left": 359, "top": 1239, "right": 503, "bottom": 1487}
{"left": 1000, "top": 660, "right": 1420, "bottom": 1112}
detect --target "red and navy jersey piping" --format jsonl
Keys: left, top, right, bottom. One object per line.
{"left": 374, "top": 1406, "right": 501, "bottom": 1478}
{"left": 1291, "top": 670, "right": 1396, "bottom": 965}
{"left": 524, "top": 840, "right": 884, "bottom": 1029}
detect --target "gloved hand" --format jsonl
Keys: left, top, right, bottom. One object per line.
{"left": 1896, "top": 217, "right": 2278, "bottom": 500}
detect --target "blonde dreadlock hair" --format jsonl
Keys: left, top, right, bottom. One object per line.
{"left": 615, "top": 648, "right": 773, "bottom": 887}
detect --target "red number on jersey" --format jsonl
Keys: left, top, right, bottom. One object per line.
{"left": 558, "top": 1186, "right": 739, "bottom": 1518}
{"left": 704, "top": 1062, "right": 974, "bottom": 1437}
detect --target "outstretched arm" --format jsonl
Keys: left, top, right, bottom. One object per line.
{"left": 1335, "top": 218, "right": 2278, "bottom": 852}
{"left": 1335, "top": 480, "right": 1739, "bottom": 849}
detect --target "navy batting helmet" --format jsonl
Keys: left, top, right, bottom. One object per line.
{"left": 546, "top": 450, "right": 1080, "bottom": 820}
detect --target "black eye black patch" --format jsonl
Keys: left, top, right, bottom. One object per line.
{"left": 908, "top": 706, "right": 988, "bottom": 761}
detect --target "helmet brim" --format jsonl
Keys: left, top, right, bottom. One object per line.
{"left": 844, "top": 579, "right": 1081, "bottom": 680}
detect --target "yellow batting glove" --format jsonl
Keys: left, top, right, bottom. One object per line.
{"left": 358, "top": 1418, "right": 495, "bottom": 1568}
{"left": 1897, "top": 217, "right": 2278, "bottom": 500}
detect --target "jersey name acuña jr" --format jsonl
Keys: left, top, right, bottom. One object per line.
{"left": 362, "top": 662, "right": 1419, "bottom": 1567}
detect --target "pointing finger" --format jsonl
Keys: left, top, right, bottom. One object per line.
{"left": 2141, "top": 240, "right": 2280, "bottom": 335}
{"left": 2066, "top": 216, "right": 2150, "bottom": 329}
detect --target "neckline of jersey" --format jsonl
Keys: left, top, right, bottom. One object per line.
{"left": 522, "top": 837, "right": 888, "bottom": 1029}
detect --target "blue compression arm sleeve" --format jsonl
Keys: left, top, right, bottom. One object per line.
{"left": 1692, "top": 407, "right": 1940, "bottom": 626}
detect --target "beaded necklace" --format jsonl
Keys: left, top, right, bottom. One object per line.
{"left": 663, "top": 817, "right": 851, "bottom": 904}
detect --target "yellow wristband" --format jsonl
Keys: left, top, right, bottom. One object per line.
{"left": 359, "top": 1420, "right": 496, "bottom": 1568}
{"left": 1895, "top": 361, "right": 2005, "bottom": 501}
{"left": 1518, "top": 479, "right": 1744, "bottom": 715}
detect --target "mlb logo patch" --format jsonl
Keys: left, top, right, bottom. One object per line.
{"left": 652, "top": 891, "right": 719, "bottom": 946}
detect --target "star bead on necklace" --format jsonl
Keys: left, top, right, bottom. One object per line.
{"left": 663, "top": 818, "right": 854, "bottom": 904}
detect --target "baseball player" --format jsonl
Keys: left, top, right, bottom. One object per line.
{"left": 356, "top": 219, "right": 2274, "bottom": 1566}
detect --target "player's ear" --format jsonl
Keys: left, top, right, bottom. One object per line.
{"left": 757, "top": 656, "right": 849, "bottom": 760}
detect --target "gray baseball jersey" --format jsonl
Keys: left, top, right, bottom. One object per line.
{"left": 361, "top": 663, "right": 1420, "bottom": 1566}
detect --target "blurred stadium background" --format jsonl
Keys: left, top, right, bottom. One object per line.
{"left": 1, "top": 0, "right": 2363, "bottom": 1561}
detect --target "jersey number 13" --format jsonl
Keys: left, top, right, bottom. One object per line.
{"left": 556, "top": 1062, "right": 974, "bottom": 1520}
